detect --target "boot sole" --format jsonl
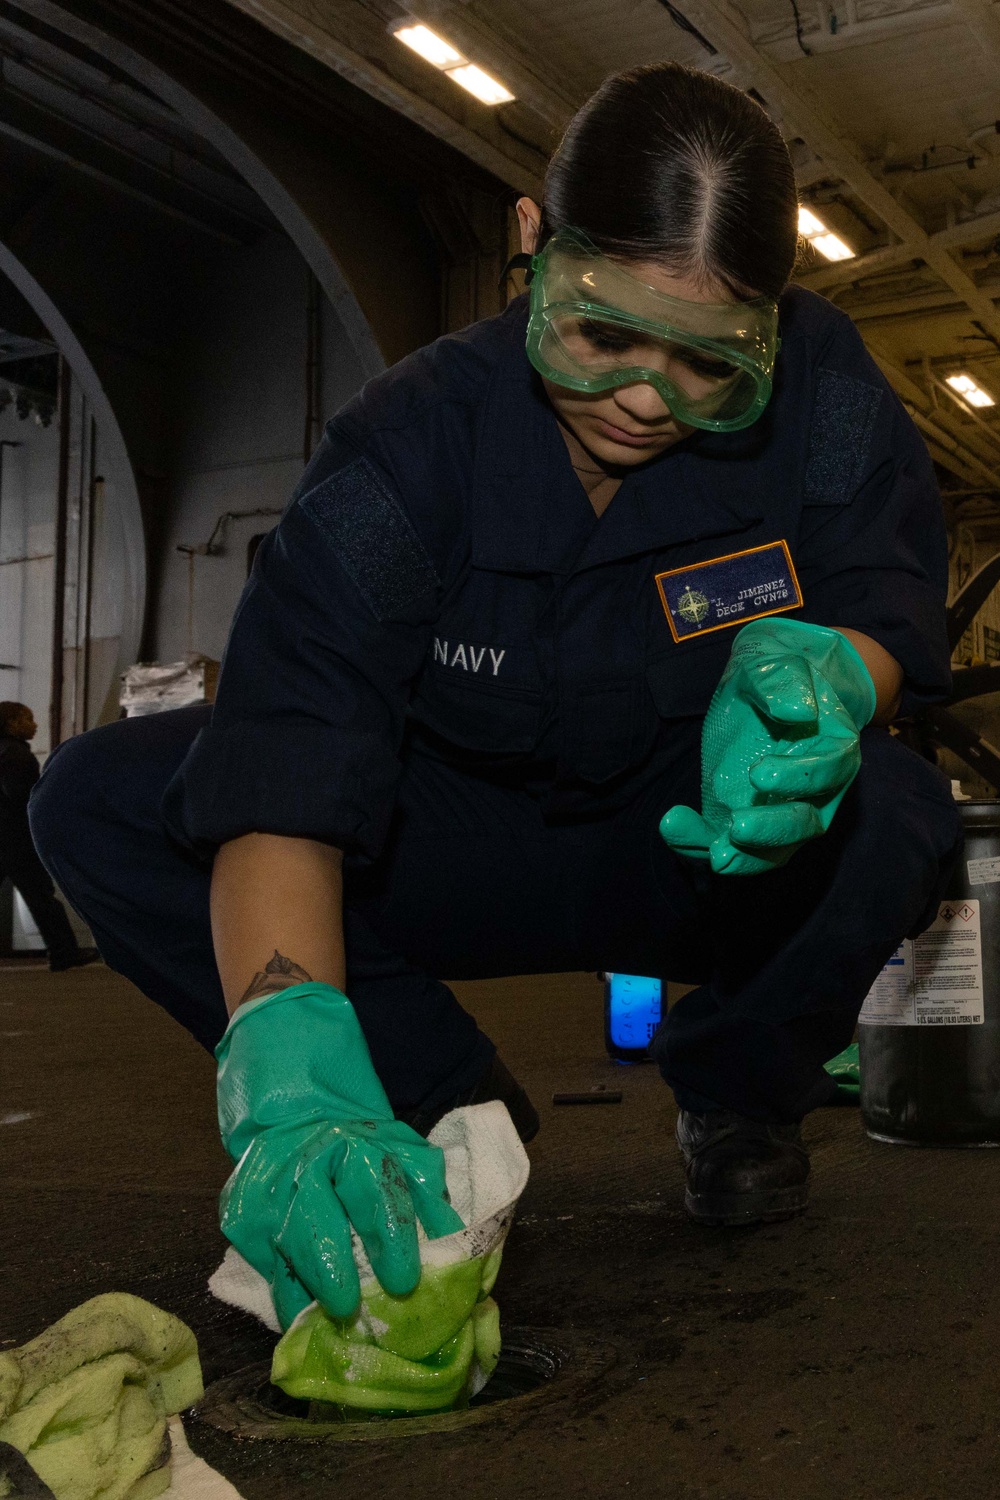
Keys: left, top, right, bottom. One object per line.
{"left": 684, "top": 1183, "right": 808, "bottom": 1227}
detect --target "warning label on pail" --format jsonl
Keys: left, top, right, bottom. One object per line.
{"left": 858, "top": 900, "right": 984, "bottom": 1027}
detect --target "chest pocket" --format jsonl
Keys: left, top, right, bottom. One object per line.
{"left": 646, "top": 632, "right": 731, "bottom": 722}
{"left": 409, "top": 575, "right": 547, "bottom": 755}
{"left": 560, "top": 674, "right": 654, "bottom": 783}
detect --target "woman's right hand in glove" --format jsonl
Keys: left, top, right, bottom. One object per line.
{"left": 215, "top": 982, "right": 464, "bottom": 1330}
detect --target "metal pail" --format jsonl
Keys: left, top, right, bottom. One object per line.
{"left": 859, "top": 801, "right": 1000, "bottom": 1145}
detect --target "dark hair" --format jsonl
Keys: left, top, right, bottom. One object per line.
{"left": 0, "top": 701, "right": 31, "bottom": 735}
{"left": 539, "top": 64, "right": 798, "bottom": 300}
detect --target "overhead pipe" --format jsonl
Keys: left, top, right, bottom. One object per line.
{"left": 756, "top": 0, "right": 955, "bottom": 61}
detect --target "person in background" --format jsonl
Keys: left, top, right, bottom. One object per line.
{"left": 0, "top": 702, "right": 97, "bottom": 972}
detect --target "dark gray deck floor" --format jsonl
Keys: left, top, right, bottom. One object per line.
{"left": 3, "top": 963, "right": 997, "bottom": 1499}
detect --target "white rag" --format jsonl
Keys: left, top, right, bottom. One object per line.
{"left": 163, "top": 1417, "right": 243, "bottom": 1498}
{"left": 209, "top": 1101, "right": 530, "bottom": 1334}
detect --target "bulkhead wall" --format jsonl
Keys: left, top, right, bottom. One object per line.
{"left": 2, "top": 0, "right": 511, "bottom": 672}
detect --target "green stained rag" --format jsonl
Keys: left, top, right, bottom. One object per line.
{"left": 824, "top": 1042, "right": 860, "bottom": 1103}
{"left": 271, "top": 1249, "right": 505, "bottom": 1416}
{"left": 0, "top": 1294, "right": 203, "bottom": 1500}
{"left": 252, "top": 1098, "right": 529, "bottom": 1418}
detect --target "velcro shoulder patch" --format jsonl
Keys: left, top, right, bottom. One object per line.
{"left": 298, "top": 456, "right": 440, "bottom": 621}
{"left": 804, "top": 368, "right": 883, "bottom": 506}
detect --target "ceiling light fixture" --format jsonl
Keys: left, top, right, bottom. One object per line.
{"left": 447, "top": 63, "right": 515, "bottom": 106}
{"left": 392, "top": 23, "right": 463, "bottom": 68}
{"left": 946, "top": 372, "right": 996, "bottom": 408}
{"left": 392, "top": 22, "right": 515, "bottom": 105}
{"left": 798, "top": 205, "right": 854, "bottom": 262}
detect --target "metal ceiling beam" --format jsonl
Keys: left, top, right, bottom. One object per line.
{"left": 799, "top": 209, "right": 1000, "bottom": 293}
{"left": 845, "top": 288, "right": 996, "bottom": 321}
{"left": 928, "top": 368, "right": 1000, "bottom": 457}
{"left": 392, "top": 1, "right": 586, "bottom": 133}
{"left": 679, "top": 0, "right": 1000, "bottom": 338}
{"left": 911, "top": 410, "right": 1000, "bottom": 486}
{"left": 919, "top": 431, "right": 988, "bottom": 483}
{"left": 220, "top": 0, "right": 547, "bottom": 197}
{"left": 870, "top": 349, "right": 1000, "bottom": 486}
{"left": 793, "top": 157, "right": 837, "bottom": 189}
{"left": 0, "top": 88, "right": 250, "bottom": 240}
{"left": 0, "top": 9, "right": 245, "bottom": 181}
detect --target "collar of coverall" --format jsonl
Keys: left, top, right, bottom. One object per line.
{"left": 469, "top": 300, "right": 766, "bottom": 576}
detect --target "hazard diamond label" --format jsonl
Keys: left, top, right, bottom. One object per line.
{"left": 940, "top": 902, "right": 976, "bottom": 923}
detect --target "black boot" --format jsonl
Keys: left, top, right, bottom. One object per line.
{"left": 676, "top": 1108, "right": 809, "bottom": 1226}
{"left": 399, "top": 1054, "right": 540, "bottom": 1144}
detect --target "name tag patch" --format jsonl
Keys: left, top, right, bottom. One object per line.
{"left": 655, "top": 540, "right": 802, "bottom": 643}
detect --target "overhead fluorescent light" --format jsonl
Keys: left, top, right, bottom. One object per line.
{"left": 810, "top": 232, "right": 854, "bottom": 261}
{"left": 798, "top": 207, "right": 826, "bottom": 238}
{"left": 798, "top": 205, "right": 854, "bottom": 262}
{"left": 393, "top": 23, "right": 464, "bottom": 69}
{"left": 946, "top": 372, "right": 995, "bottom": 408}
{"left": 391, "top": 21, "right": 515, "bottom": 105}
{"left": 447, "top": 63, "right": 515, "bottom": 106}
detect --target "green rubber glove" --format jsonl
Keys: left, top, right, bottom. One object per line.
{"left": 215, "top": 982, "right": 464, "bottom": 1330}
{"left": 660, "top": 617, "right": 877, "bottom": 876}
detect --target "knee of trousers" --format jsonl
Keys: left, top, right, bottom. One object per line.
{"left": 28, "top": 705, "right": 211, "bottom": 875}
{"left": 29, "top": 729, "right": 103, "bottom": 872}
{"left": 849, "top": 729, "right": 963, "bottom": 880}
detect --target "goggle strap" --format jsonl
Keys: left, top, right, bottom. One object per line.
{"left": 498, "top": 252, "right": 535, "bottom": 296}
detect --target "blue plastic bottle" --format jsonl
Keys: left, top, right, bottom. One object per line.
{"left": 604, "top": 973, "right": 663, "bottom": 1063}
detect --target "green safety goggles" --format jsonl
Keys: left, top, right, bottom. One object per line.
{"left": 526, "top": 227, "right": 780, "bottom": 432}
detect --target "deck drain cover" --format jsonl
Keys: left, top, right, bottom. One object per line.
{"left": 194, "top": 1328, "right": 615, "bottom": 1442}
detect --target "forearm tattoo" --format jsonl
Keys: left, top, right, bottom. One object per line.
{"left": 238, "top": 950, "right": 313, "bottom": 1006}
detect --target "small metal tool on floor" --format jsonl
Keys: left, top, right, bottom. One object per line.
{"left": 551, "top": 1085, "right": 623, "bottom": 1106}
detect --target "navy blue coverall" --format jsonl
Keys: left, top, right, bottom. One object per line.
{"left": 30, "top": 289, "right": 962, "bottom": 1124}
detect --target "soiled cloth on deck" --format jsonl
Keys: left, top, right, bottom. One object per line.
{"left": 209, "top": 1101, "right": 530, "bottom": 1413}
{"left": 0, "top": 1419, "right": 245, "bottom": 1499}
{"left": 0, "top": 1295, "right": 203, "bottom": 1500}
